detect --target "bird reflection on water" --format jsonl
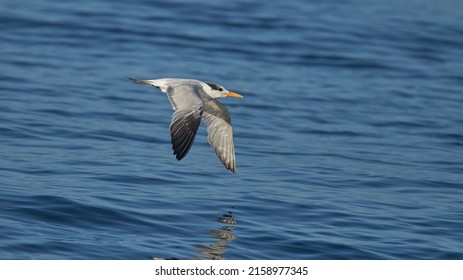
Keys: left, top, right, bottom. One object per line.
{"left": 151, "top": 211, "right": 237, "bottom": 260}
{"left": 195, "top": 211, "right": 237, "bottom": 260}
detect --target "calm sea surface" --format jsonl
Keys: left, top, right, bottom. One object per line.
{"left": 1, "top": 0, "right": 463, "bottom": 259}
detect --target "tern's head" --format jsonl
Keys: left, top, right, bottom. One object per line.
{"left": 205, "top": 83, "right": 244, "bottom": 99}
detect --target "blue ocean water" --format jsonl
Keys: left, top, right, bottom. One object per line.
{"left": 1, "top": 0, "right": 463, "bottom": 259}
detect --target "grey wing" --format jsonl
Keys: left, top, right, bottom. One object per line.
{"left": 165, "top": 81, "right": 204, "bottom": 111}
{"left": 203, "top": 100, "right": 236, "bottom": 173}
{"left": 166, "top": 84, "right": 204, "bottom": 160}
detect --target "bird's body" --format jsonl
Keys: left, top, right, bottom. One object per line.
{"left": 127, "top": 77, "right": 243, "bottom": 173}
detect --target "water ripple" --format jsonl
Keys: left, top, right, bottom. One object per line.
{"left": 1, "top": 0, "right": 463, "bottom": 259}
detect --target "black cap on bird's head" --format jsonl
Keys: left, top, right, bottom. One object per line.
{"left": 206, "top": 82, "right": 243, "bottom": 98}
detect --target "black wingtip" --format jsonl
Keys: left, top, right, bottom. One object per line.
{"left": 174, "top": 151, "right": 187, "bottom": 161}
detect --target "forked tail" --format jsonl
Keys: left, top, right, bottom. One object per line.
{"left": 125, "top": 77, "right": 152, "bottom": 86}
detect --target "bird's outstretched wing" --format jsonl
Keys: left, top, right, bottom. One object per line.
{"left": 170, "top": 108, "right": 202, "bottom": 160}
{"left": 128, "top": 78, "right": 205, "bottom": 160}
{"left": 203, "top": 99, "right": 236, "bottom": 173}
{"left": 165, "top": 84, "right": 204, "bottom": 160}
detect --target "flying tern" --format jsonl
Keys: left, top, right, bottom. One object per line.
{"left": 127, "top": 77, "right": 243, "bottom": 173}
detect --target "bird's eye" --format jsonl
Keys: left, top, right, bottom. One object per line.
{"left": 219, "top": 88, "right": 223, "bottom": 91}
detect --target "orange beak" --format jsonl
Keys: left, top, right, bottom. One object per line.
{"left": 225, "top": 91, "right": 244, "bottom": 98}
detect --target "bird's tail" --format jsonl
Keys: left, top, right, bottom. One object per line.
{"left": 125, "top": 77, "right": 152, "bottom": 86}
